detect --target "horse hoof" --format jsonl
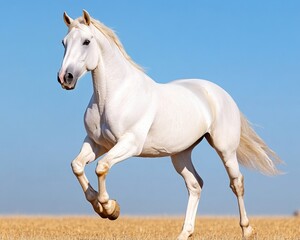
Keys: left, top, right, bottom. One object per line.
{"left": 176, "top": 232, "right": 190, "bottom": 240}
{"left": 98, "top": 211, "right": 108, "bottom": 219}
{"left": 243, "top": 226, "right": 256, "bottom": 239}
{"left": 108, "top": 200, "right": 120, "bottom": 221}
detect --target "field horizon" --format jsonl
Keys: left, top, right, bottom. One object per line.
{"left": 0, "top": 215, "right": 299, "bottom": 240}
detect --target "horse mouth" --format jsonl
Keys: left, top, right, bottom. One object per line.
{"left": 61, "top": 84, "right": 76, "bottom": 90}
{"left": 61, "top": 83, "right": 76, "bottom": 90}
{"left": 59, "top": 78, "right": 77, "bottom": 90}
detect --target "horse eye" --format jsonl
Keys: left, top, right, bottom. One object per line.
{"left": 83, "top": 39, "right": 90, "bottom": 46}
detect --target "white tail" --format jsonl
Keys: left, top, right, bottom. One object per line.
{"left": 237, "top": 113, "right": 283, "bottom": 175}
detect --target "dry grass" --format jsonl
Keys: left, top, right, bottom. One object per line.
{"left": 0, "top": 216, "right": 299, "bottom": 240}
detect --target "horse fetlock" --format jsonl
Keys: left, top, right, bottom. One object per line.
{"left": 240, "top": 217, "right": 250, "bottom": 228}
{"left": 91, "top": 200, "right": 108, "bottom": 219}
{"left": 97, "top": 199, "right": 120, "bottom": 220}
{"left": 183, "top": 223, "right": 194, "bottom": 235}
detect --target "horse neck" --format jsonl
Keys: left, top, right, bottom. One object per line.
{"left": 91, "top": 27, "right": 148, "bottom": 112}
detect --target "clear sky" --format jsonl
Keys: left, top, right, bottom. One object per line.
{"left": 0, "top": 1, "right": 299, "bottom": 216}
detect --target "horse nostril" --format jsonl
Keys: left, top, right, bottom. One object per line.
{"left": 64, "top": 72, "right": 74, "bottom": 83}
{"left": 67, "top": 73, "right": 73, "bottom": 79}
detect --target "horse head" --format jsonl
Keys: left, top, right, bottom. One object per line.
{"left": 58, "top": 10, "right": 100, "bottom": 90}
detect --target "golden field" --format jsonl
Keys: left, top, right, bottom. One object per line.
{"left": 0, "top": 216, "right": 299, "bottom": 240}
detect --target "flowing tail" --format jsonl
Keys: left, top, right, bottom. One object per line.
{"left": 237, "top": 112, "right": 283, "bottom": 175}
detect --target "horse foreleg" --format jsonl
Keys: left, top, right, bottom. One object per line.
{"left": 95, "top": 133, "right": 140, "bottom": 220}
{"left": 71, "top": 137, "right": 107, "bottom": 218}
{"left": 171, "top": 150, "right": 203, "bottom": 240}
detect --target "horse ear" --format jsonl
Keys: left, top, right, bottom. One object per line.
{"left": 83, "top": 9, "right": 91, "bottom": 26}
{"left": 63, "top": 12, "right": 73, "bottom": 27}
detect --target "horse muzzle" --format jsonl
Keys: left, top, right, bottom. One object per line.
{"left": 57, "top": 71, "right": 77, "bottom": 90}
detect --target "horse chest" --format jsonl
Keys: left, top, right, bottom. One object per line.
{"left": 84, "top": 105, "right": 119, "bottom": 149}
{"left": 84, "top": 106, "right": 101, "bottom": 141}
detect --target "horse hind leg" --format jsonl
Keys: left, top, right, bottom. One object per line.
{"left": 223, "top": 152, "right": 254, "bottom": 239}
{"left": 206, "top": 134, "right": 254, "bottom": 239}
{"left": 171, "top": 148, "right": 204, "bottom": 240}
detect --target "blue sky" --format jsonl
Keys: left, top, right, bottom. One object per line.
{"left": 0, "top": 1, "right": 299, "bottom": 216}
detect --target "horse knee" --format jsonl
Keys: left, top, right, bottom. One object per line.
{"left": 71, "top": 159, "right": 84, "bottom": 176}
{"left": 95, "top": 161, "right": 110, "bottom": 177}
{"left": 230, "top": 174, "right": 244, "bottom": 197}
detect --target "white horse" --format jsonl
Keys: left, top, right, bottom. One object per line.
{"left": 58, "top": 10, "right": 281, "bottom": 240}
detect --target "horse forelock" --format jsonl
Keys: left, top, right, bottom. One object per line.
{"left": 68, "top": 17, "right": 88, "bottom": 32}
